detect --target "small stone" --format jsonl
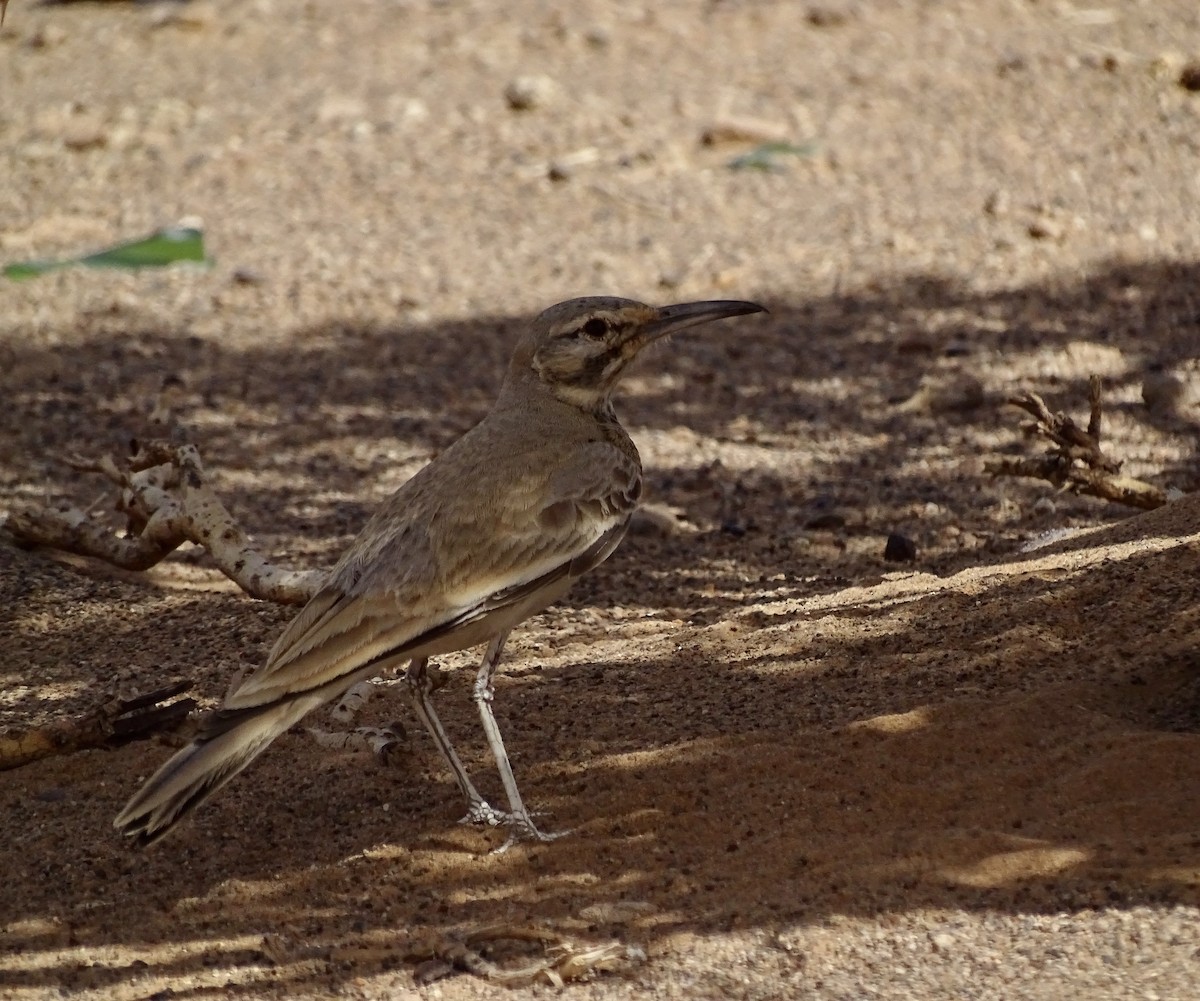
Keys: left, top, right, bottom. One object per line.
{"left": 700, "top": 116, "right": 790, "bottom": 147}
{"left": 629, "top": 503, "right": 693, "bottom": 536}
{"left": 983, "top": 189, "right": 1010, "bottom": 217}
{"left": 997, "top": 54, "right": 1027, "bottom": 76}
{"left": 895, "top": 334, "right": 936, "bottom": 355}
{"left": 24, "top": 23, "right": 67, "bottom": 48}
{"left": 62, "top": 120, "right": 108, "bottom": 151}
{"left": 897, "top": 373, "right": 986, "bottom": 414}
{"left": 504, "top": 75, "right": 558, "bottom": 111}
{"left": 1150, "top": 52, "right": 1184, "bottom": 80}
{"left": 318, "top": 95, "right": 367, "bottom": 124}
{"left": 1177, "top": 62, "right": 1200, "bottom": 92}
{"left": 806, "top": 4, "right": 856, "bottom": 28}
{"left": 1142, "top": 369, "right": 1186, "bottom": 414}
{"left": 1033, "top": 496, "right": 1056, "bottom": 516}
{"left": 931, "top": 932, "right": 956, "bottom": 953}
{"left": 883, "top": 231, "right": 918, "bottom": 253}
{"left": 414, "top": 958, "right": 454, "bottom": 984}
{"left": 231, "top": 267, "right": 264, "bottom": 286}
{"left": 583, "top": 24, "right": 611, "bottom": 48}
{"left": 883, "top": 533, "right": 917, "bottom": 563}
{"left": 1027, "top": 216, "right": 1063, "bottom": 241}
{"left": 805, "top": 511, "right": 845, "bottom": 530}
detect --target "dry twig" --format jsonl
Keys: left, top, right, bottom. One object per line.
{"left": 306, "top": 723, "right": 408, "bottom": 761}
{"left": 985, "top": 376, "right": 1170, "bottom": 510}
{"left": 5, "top": 439, "right": 324, "bottom": 604}
{"left": 4, "top": 439, "right": 406, "bottom": 765}
{"left": 0, "top": 681, "right": 196, "bottom": 771}
{"left": 328, "top": 925, "right": 645, "bottom": 987}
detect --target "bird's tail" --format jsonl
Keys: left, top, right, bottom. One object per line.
{"left": 113, "top": 694, "right": 322, "bottom": 846}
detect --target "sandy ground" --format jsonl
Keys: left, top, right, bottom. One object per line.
{"left": 3, "top": 1, "right": 1200, "bottom": 998}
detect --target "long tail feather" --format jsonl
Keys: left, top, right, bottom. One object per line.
{"left": 113, "top": 695, "right": 322, "bottom": 846}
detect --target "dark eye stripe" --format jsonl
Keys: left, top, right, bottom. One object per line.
{"left": 563, "top": 352, "right": 617, "bottom": 385}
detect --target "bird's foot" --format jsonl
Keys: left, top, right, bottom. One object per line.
{"left": 458, "top": 800, "right": 570, "bottom": 851}
{"left": 458, "top": 799, "right": 510, "bottom": 829}
{"left": 491, "top": 813, "right": 572, "bottom": 854}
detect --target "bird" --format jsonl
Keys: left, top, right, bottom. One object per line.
{"left": 114, "top": 295, "right": 766, "bottom": 848}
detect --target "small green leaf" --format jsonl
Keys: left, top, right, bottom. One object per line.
{"left": 4, "top": 227, "right": 209, "bottom": 280}
{"left": 727, "top": 141, "right": 818, "bottom": 173}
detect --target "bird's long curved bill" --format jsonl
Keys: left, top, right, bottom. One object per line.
{"left": 646, "top": 299, "right": 767, "bottom": 341}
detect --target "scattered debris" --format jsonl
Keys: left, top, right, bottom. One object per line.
{"left": 307, "top": 723, "right": 407, "bottom": 761}
{"left": 727, "top": 141, "right": 817, "bottom": 172}
{"left": 700, "top": 116, "right": 790, "bottom": 147}
{"left": 628, "top": 502, "right": 695, "bottom": 536}
{"left": 897, "top": 371, "right": 987, "bottom": 415}
{"left": 61, "top": 116, "right": 108, "bottom": 151}
{"left": 3, "top": 226, "right": 208, "bottom": 280}
{"left": 410, "top": 925, "right": 646, "bottom": 987}
{"left": 985, "top": 376, "right": 1171, "bottom": 510}
{"left": 1141, "top": 367, "right": 1190, "bottom": 416}
{"left": 504, "top": 75, "right": 559, "bottom": 111}
{"left": 577, "top": 900, "right": 656, "bottom": 924}
{"left": 0, "top": 681, "right": 195, "bottom": 771}
{"left": 983, "top": 189, "right": 1011, "bottom": 217}
{"left": 806, "top": 4, "right": 858, "bottom": 28}
{"left": 4, "top": 439, "right": 324, "bottom": 604}
{"left": 1026, "top": 215, "right": 1064, "bottom": 242}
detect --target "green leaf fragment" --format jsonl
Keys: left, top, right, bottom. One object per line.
{"left": 4, "top": 227, "right": 208, "bottom": 280}
{"left": 727, "top": 141, "right": 818, "bottom": 172}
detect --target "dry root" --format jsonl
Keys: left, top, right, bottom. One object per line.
{"left": 4, "top": 438, "right": 421, "bottom": 764}
{"left": 0, "top": 681, "right": 196, "bottom": 771}
{"left": 324, "top": 925, "right": 646, "bottom": 987}
{"left": 5, "top": 438, "right": 325, "bottom": 605}
{"left": 985, "top": 376, "right": 1170, "bottom": 510}
{"left": 306, "top": 723, "right": 408, "bottom": 761}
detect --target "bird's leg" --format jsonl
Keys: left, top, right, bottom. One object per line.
{"left": 403, "top": 657, "right": 508, "bottom": 829}
{"left": 472, "top": 633, "right": 570, "bottom": 849}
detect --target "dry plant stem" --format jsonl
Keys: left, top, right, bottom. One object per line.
{"left": 984, "top": 456, "right": 1168, "bottom": 509}
{"left": 7, "top": 441, "right": 394, "bottom": 759}
{"left": 406, "top": 926, "right": 643, "bottom": 987}
{"left": 985, "top": 377, "right": 1169, "bottom": 510}
{"left": 0, "top": 681, "right": 196, "bottom": 771}
{"left": 306, "top": 723, "right": 407, "bottom": 760}
{"left": 6, "top": 440, "right": 325, "bottom": 605}
{"left": 1010, "top": 377, "right": 1118, "bottom": 472}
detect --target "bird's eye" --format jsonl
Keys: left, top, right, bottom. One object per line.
{"left": 581, "top": 317, "right": 608, "bottom": 338}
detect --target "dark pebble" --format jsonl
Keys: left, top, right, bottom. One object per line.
{"left": 883, "top": 533, "right": 917, "bottom": 562}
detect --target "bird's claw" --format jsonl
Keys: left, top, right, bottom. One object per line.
{"left": 458, "top": 800, "right": 510, "bottom": 829}
{"left": 491, "top": 819, "right": 572, "bottom": 854}
{"left": 459, "top": 800, "right": 570, "bottom": 850}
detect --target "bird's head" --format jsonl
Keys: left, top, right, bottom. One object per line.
{"left": 510, "top": 296, "right": 766, "bottom": 411}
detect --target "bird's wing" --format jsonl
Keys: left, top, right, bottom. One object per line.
{"left": 225, "top": 442, "right": 641, "bottom": 710}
